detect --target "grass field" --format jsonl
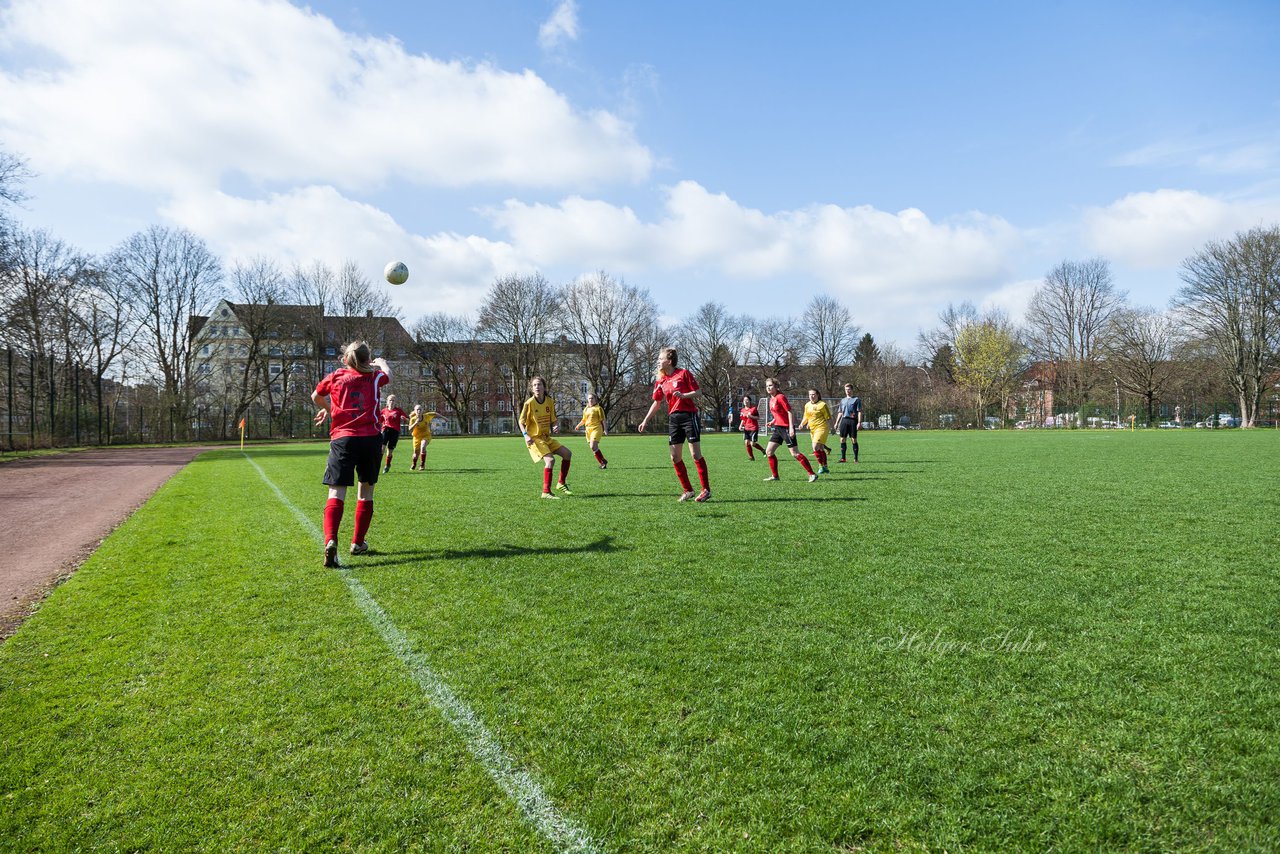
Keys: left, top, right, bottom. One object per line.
{"left": 2, "top": 429, "right": 1278, "bottom": 851}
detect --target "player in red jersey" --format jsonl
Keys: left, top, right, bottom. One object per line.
{"left": 379, "top": 394, "right": 408, "bottom": 473}
{"left": 312, "top": 341, "right": 391, "bottom": 567}
{"left": 638, "top": 347, "right": 712, "bottom": 502}
{"left": 762, "top": 377, "right": 818, "bottom": 482}
{"left": 738, "top": 394, "right": 767, "bottom": 460}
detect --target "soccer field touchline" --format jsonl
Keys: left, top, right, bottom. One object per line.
{"left": 243, "top": 451, "right": 600, "bottom": 854}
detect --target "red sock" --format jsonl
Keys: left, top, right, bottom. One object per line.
{"left": 694, "top": 457, "right": 709, "bottom": 490}
{"left": 353, "top": 499, "right": 373, "bottom": 544}
{"left": 385, "top": 452, "right": 392, "bottom": 467}
{"left": 411, "top": 451, "right": 419, "bottom": 468}
{"left": 797, "top": 453, "right": 815, "bottom": 475}
{"left": 593, "top": 449, "right": 606, "bottom": 465}
{"left": 674, "top": 460, "right": 693, "bottom": 491}
{"left": 559, "top": 457, "right": 571, "bottom": 485}
{"left": 768, "top": 456, "right": 779, "bottom": 478}
{"left": 543, "top": 467, "right": 553, "bottom": 493}
{"left": 815, "top": 447, "right": 827, "bottom": 466}
{"left": 746, "top": 443, "right": 755, "bottom": 460}
{"left": 323, "top": 498, "right": 344, "bottom": 544}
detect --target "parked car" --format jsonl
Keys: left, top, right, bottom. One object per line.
{"left": 1015, "top": 420, "right": 1030, "bottom": 429}
{"left": 1157, "top": 421, "right": 1180, "bottom": 428}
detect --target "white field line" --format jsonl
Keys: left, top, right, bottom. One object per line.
{"left": 244, "top": 452, "right": 599, "bottom": 853}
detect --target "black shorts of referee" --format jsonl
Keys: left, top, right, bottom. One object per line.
{"left": 838, "top": 417, "right": 859, "bottom": 439}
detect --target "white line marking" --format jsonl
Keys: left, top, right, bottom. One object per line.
{"left": 244, "top": 452, "right": 599, "bottom": 853}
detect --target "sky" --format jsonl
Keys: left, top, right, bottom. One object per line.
{"left": 1, "top": 0, "right": 1278, "bottom": 353}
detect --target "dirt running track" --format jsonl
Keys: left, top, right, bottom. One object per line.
{"left": 0, "top": 447, "right": 211, "bottom": 640}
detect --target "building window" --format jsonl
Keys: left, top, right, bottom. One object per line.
{"left": 270, "top": 363, "right": 283, "bottom": 375}
{"left": 325, "top": 347, "right": 336, "bottom": 357}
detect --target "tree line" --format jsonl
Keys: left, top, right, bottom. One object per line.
{"left": 2, "top": 143, "right": 1277, "bottom": 449}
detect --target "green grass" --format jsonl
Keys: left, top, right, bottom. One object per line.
{"left": 2, "top": 430, "right": 1278, "bottom": 851}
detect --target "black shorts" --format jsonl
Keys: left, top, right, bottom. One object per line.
{"left": 768, "top": 425, "right": 798, "bottom": 448}
{"left": 668, "top": 411, "right": 701, "bottom": 445}
{"left": 838, "top": 417, "right": 859, "bottom": 439}
{"left": 742, "top": 428, "right": 759, "bottom": 443}
{"left": 324, "top": 435, "right": 383, "bottom": 487}
{"left": 381, "top": 426, "right": 400, "bottom": 450}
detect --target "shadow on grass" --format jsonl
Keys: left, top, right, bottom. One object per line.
{"left": 354, "top": 535, "right": 624, "bottom": 568}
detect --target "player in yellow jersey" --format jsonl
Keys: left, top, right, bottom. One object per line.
{"left": 799, "top": 388, "right": 834, "bottom": 473}
{"left": 519, "top": 376, "right": 572, "bottom": 498}
{"left": 575, "top": 393, "right": 609, "bottom": 469}
{"left": 408, "top": 404, "right": 440, "bottom": 471}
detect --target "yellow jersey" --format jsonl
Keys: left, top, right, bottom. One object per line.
{"left": 803, "top": 401, "right": 832, "bottom": 431}
{"left": 519, "top": 395, "right": 557, "bottom": 440}
{"left": 577, "top": 405, "right": 605, "bottom": 432}
{"left": 409, "top": 411, "right": 438, "bottom": 440}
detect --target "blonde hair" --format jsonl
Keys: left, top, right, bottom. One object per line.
{"left": 342, "top": 341, "right": 373, "bottom": 372}
{"left": 655, "top": 347, "right": 678, "bottom": 379}
{"left": 528, "top": 375, "right": 547, "bottom": 396}
{"left": 765, "top": 377, "right": 779, "bottom": 390}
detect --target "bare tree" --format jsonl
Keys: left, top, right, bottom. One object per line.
{"left": 1175, "top": 226, "right": 1280, "bottom": 427}
{"left": 558, "top": 271, "right": 659, "bottom": 429}
{"left": 72, "top": 262, "right": 139, "bottom": 442}
{"left": 1024, "top": 258, "right": 1126, "bottom": 423}
{"left": 1104, "top": 306, "right": 1180, "bottom": 426}
{"left": 746, "top": 315, "right": 802, "bottom": 379}
{"left": 108, "top": 226, "right": 221, "bottom": 438}
{"left": 332, "top": 260, "right": 399, "bottom": 342}
{"left": 671, "top": 301, "right": 750, "bottom": 428}
{"left": 221, "top": 257, "right": 291, "bottom": 429}
{"left": 801, "top": 294, "right": 859, "bottom": 395}
{"left": 0, "top": 228, "right": 88, "bottom": 441}
{"left": 411, "top": 312, "right": 494, "bottom": 434}
{"left": 477, "top": 273, "right": 560, "bottom": 412}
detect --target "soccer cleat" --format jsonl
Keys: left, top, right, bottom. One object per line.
{"left": 383, "top": 466, "right": 390, "bottom": 474}
{"left": 541, "top": 491, "right": 560, "bottom": 499}
{"left": 809, "top": 473, "right": 819, "bottom": 482}
{"left": 818, "top": 466, "right": 830, "bottom": 474}
{"left": 599, "top": 463, "right": 607, "bottom": 470}
{"left": 555, "top": 482, "right": 572, "bottom": 495}
{"left": 350, "top": 542, "right": 370, "bottom": 556}
{"left": 323, "top": 540, "right": 339, "bottom": 568}
{"left": 678, "top": 490, "right": 696, "bottom": 502}
{"left": 694, "top": 489, "right": 711, "bottom": 503}
{"left": 838, "top": 458, "right": 847, "bottom": 463}
{"left": 763, "top": 476, "right": 779, "bottom": 481}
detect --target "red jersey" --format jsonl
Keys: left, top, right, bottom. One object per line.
{"left": 315, "top": 368, "right": 389, "bottom": 439}
{"left": 380, "top": 406, "right": 407, "bottom": 431}
{"left": 739, "top": 404, "right": 759, "bottom": 431}
{"left": 768, "top": 393, "right": 793, "bottom": 429}
{"left": 652, "top": 368, "right": 699, "bottom": 414}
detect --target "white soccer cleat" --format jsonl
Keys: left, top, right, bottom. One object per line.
{"left": 809, "top": 473, "right": 819, "bottom": 482}
{"left": 678, "top": 490, "right": 696, "bottom": 501}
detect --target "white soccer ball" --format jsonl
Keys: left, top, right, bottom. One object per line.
{"left": 384, "top": 260, "right": 409, "bottom": 286}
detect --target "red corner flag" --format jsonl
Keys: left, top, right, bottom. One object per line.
{"left": 239, "top": 417, "right": 246, "bottom": 449}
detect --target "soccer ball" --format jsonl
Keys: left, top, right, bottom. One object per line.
{"left": 384, "top": 261, "right": 409, "bottom": 286}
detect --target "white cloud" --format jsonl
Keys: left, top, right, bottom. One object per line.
{"left": 1082, "top": 189, "right": 1280, "bottom": 267}
{"left": 0, "top": 0, "right": 649, "bottom": 192}
{"left": 538, "top": 1, "right": 580, "bottom": 51}
{"left": 162, "top": 185, "right": 510, "bottom": 316}
{"left": 487, "top": 181, "right": 1019, "bottom": 295}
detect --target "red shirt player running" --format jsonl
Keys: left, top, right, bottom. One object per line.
{"left": 379, "top": 394, "right": 408, "bottom": 473}
{"left": 762, "top": 377, "right": 818, "bottom": 482}
{"left": 312, "top": 341, "right": 391, "bottom": 567}
{"left": 737, "top": 393, "right": 767, "bottom": 460}
{"left": 638, "top": 347, "right": 712, "bottom": 502}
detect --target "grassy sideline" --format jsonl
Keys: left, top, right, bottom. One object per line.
{"left": 1, "top": 430, "right": 1278, "bottom": 851}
